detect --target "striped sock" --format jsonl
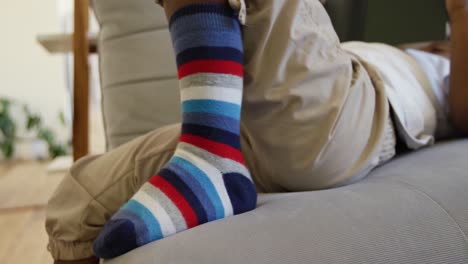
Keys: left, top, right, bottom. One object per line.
{"left": 93, "top": 4, "right": 257, "bottom": 259}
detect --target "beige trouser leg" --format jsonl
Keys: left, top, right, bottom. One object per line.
{"left": 46, "top": 125, "right": 179, "bottom": 260}
{"left": 47, "top": 0, "right": 389, "bottom": 260}
{"left": 239, "top": 0, "right": 389, "bottom": 192}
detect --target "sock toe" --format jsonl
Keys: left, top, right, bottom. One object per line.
{"left": 93, "top": 219, "right": 139, "bottom": 259}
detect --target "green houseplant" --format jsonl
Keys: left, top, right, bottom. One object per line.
{"left": 0, "top": 97, "right": 70, "bottom": 160}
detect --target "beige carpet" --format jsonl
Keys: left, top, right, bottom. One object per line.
{"left": 0, "top": 161, "right": 65, "bottom": 210}
{"left": 0, "top": 207, "right": 53, "bottom": 264}
{"left": 0, "top": 109, "right": 106, "bottom": 263}
{"left": 0, "top": 161, "right": 66, "bottom": 264}
{"left": 0, "top": 110, "right": 106, "bottom": 210}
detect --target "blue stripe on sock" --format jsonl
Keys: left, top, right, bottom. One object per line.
{"left": 183, "top": 112, "right": 240, "bottom": 135}
{"left": 173, "top": 31, "right": 242, "bottom": 55}
{"left": 169, "top": 3, "right": 235, "bottom": 27}
{"left": 121, "top": 201, "right": 163, "bottom": 242}
{"left": 176, "top": 46, "right": 243, "bottom": 67}
{"left": 182, "top": 124, "right": 241, "bottom": 150}
{"left": 170, "top": 156, "right": 225, "bottom": 220}
{"left": 165, "top": 162, "right": 217, "bottom": 222}
{"left": 182, "top": 100, "right": 240, "bottom": 120}
{"left": 159, "top": 169, "right": 208, "bottom": 225}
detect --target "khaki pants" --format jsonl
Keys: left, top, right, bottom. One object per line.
{"left": 46, "top": 0, "right": 390, "bottom": 260}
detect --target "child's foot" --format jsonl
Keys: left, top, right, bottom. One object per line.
{"left": 93, "top": 4, "right": 257, "bottom": 259}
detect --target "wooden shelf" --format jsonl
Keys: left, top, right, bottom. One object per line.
{"left": 37, "top": 33, "right": 98, "bottom": 54}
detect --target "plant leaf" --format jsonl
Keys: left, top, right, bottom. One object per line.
{"left": 0, "top": 115, "right": 16, "bottom": 138}
{"left": 0, "top": 140, "right": 14, "bottom": 159}
{"left": 49, "top": 144, "right": 67, "bottom": 158}
{"left": 26, "top": 115, "right": 41, "bottom": 130}
{"left": 38, "top": 129, "right": 55, "bottom": 143}
{"left": 58, "top": 111, "right": 67, "bottom": 127}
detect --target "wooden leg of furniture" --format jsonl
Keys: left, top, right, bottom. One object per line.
{"left": 73, "top": 0, "right": 90, "bottom": 161}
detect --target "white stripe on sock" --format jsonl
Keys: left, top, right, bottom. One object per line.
{"left": 174, "top": 148, "right": 234, "bottom": 218}
{"left": 179, "top": 142, "right": 250, "bottom": 177}
{"left": 134, "top": 184, "right": 177, "bottom": 237}
{"left": 180, "top": 73, "right": 243, "bottom": 90}
{"left": 181, "top": 86, "right": 242, "bottom": 105}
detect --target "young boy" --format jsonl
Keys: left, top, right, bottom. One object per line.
{"left": 47, "top": 0, "right": 468, "bottom": 263}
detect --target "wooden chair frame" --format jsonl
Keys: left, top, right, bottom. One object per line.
{"left": 73, "top": 0, "right": 90, "bottom": 161}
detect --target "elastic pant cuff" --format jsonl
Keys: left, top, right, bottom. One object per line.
{"left": 48, "top": 239, "right": 95, "bottom": 261}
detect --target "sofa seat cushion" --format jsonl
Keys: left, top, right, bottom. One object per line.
{"left": 104, "top": 140, "right": 468, "bottom": 264}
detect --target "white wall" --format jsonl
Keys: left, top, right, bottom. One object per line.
{"left": 1, "top": 1, "right": 67, "bottom": 138}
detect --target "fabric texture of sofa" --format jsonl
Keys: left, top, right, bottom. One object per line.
{"left": 104, "top": 141, "right": 468, "bottom": 264}
{"left": 92, "top": 0, "right": 468, "bottom": 263}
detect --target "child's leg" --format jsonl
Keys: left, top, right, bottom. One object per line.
{"left": 238, "top": 0, "right": 390, "bottom": 192}
{"left": 93, "top": 0, "right": 257, "bottom": 259}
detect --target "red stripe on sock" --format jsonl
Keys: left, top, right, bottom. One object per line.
{"left": 149, "top": 176, "right": 198, "bottom": 228}
{"left": 180, "top": 134, "right": 246, "bottom": 165}
{"left": 178, "top": 60, "right": 243, "bottom": 79}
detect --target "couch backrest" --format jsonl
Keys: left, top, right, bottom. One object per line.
{"left": 93, "top": 0, "right": 180, "bottom": 149}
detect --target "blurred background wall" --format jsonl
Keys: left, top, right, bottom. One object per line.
{"left": 0, "top": 0, "right": 102, "bottom": 158}
{"left": 1, "top": 1, "right": 67, "bottom": 135}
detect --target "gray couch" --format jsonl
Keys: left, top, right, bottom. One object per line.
{"left": 93, "top": 0, "right": 468, "bottom": 263}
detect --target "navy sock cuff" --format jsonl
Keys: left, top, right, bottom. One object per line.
{"left": 169, "top": 3, "right": 237, "bottom": 28}
{"left": 169, "top": 3, "right": 240, "bottom": 37}
{"left": 169, "top": 3, "right": 243, "bottom": 57}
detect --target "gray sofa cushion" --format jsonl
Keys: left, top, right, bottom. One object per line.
{"left": 104, "top": 140, "right": 468, "bottom": 264}
{"left": 93, "top": 0, "right": 180, "bottom": 149}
